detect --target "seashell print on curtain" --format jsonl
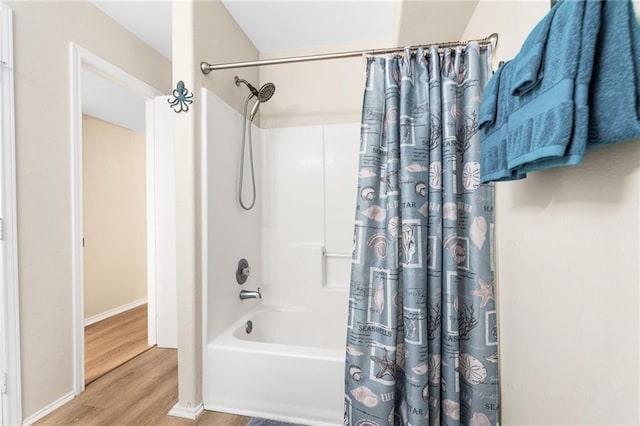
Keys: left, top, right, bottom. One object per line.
{"left": 345, "top": 44, "right": 498, "bottom": 425}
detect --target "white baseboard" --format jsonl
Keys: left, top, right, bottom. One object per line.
{"left": 168, "top": 402, "right": 204, "bottom": 420}
{"left": 84, "top": 298, "right": 147, "bottom": 327}
{"left": 22, "top": 391, "right": 75, "bottom": 425}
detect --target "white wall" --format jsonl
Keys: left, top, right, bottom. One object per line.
{"left": 260, "top": 123, "right": 358, "bottom": 329}
{"left": 203, "top": 89, "right": 263, "bottom": 342}
{"left": 261, "top": 122, "right": 360, "bottom": 292}
{"left": 463, "top": 2, "right": 640, "bottom": 424}
{"left": 202, "top": 96, "right": 358, "bottom": 338}
{"left": 153, "top": 97, "right": 178, "bottom": 349}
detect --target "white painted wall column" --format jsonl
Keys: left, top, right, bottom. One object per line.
{"left": 169, "top": 0, "right": 203, "bottom": 419}
{"left": 170, "top": 0, "right": 261, "bottom": 418}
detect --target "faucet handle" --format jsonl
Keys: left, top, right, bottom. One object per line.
{"left": 236, "top": 258, "right": 250, "bottom": 284}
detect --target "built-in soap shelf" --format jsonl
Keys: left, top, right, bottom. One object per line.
{"left": 323, "top": 251, "right": 351, "bottom": 259}
{"left": 322, "top": 248, "right": 351, "bottom": 291}
{"left": 289, "top": 244, "right": 350, "bottom": 290}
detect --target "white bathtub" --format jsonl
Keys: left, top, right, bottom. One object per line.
{"left": 203, "top": 305, "right": 346, "bottom": 425}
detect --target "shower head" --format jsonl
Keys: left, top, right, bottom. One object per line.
{"left": 249, "top": 82, "right": 276, "bottom": 121}
{"left": 235, "top": 76, "right": 259, "bottom": 97}
{"left": 257, "top": 82, "right": 275, "bottom": 103}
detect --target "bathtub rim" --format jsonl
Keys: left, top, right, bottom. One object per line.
{"left": 208, "top": 303, "right": 345, "bottom": 362}
{"left": 203, "top": 303, "right": 345, "bottom": 426}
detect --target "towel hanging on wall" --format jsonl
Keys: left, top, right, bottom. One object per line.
{"left": 479, "top": 0, "right": 640, "bottom": 183}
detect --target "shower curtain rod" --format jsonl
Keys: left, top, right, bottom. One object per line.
{"left": 200, "top": 33, "right": 498, "bottom": 74}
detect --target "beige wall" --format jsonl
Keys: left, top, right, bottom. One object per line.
{"left": 195, "top": 1, "right": 260, "bottom": 115}
{"left": 395, "top": 1, "right": 478, "bottom": 46}
{"left": 258, "top": 39, "right": 392, "bottom": 128}
{"left": 172, "top": 0, "right": 259, "bottom": 409}
{"left": 463, "top": 2, "right": 640, "bottom": 424}
{"left": 7, "top": 1, "right": 171, "bottom": 418}
{"left": 257, "top": 2, "right": 481, "bottom": 129}
{"left": 82, "top": 115, "right": 147, "bottom": 319}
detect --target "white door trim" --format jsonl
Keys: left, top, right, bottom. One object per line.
{"left": 69, "top": 43, "right": 163, "bottom": 394}
{"left": 0, "top": 4, "right": 21, "bottom": 425}
{"left": 144, "top": 99, "right": 157, "bottom": 348}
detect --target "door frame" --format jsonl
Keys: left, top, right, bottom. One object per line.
{"left": 0, "top": 4, "right": 21, "bottom": 425}
{"left": 69, "top": 43, "right": 163, "bottom": 394}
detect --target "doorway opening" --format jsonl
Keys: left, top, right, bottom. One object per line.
{"left": 70, "top": 44, "right": 177, "bottom": 394}
{"left": 80, "top": 106, "right": 149, "bottom": 385}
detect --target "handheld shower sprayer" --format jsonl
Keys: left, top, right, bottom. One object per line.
{"left": 235, "top": 76, "right": 276, "bottom": 211}
{"left": 249, "top": 82, "right": 276, "bottom": 121}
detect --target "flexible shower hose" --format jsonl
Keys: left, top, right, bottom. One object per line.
{"left": 239, "top": 95, "right": 256, "bottom": 210}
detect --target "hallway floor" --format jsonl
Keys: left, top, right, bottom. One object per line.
{"left": 36, "top": 347, "right": 250, "bottom": 425}
{"left": 85, "top": 304, "right": 150, "bottom": 384}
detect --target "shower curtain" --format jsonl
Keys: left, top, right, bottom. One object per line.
{"left": 345, "top": 44, "right": 498, "bottom": 426}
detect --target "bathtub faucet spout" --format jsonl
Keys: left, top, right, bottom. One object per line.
{"left": 240, "top": 288, "right": 262, "bottom": 300}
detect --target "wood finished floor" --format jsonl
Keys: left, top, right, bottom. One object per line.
{"left": 84, "top": 304, "right": 150, "bottom": 385}
{"left": 36, "top": 347, "right": 251, "bottom": 426}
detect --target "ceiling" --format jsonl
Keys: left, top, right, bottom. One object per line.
{"left": 91, "top": 1, "right": 407, "bottom": 59}
{"left": 220, "top": 1, "right": 399, "bottom": 52}
{"left": 92, "top": 1, "right": 172, "bottom": 59}
{"left": 82, "top": 69, "right": 147, "bottom": 134}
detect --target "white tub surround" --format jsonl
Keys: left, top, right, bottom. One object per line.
{"left": 202, "top": 92, "right": 358, "bottom": 426}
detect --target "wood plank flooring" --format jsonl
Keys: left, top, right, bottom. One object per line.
{"left": 85, "top": 304, "right": 150, "bottom": 384}
{"left": 36, "top": 347, "right": 250, "bottom": 426}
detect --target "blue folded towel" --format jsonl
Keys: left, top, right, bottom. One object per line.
{"left": 510, "top": 3, "right": 559, "bottom": 96}
{"left": 479, "top": 62, "right": 503, "bottom": 129}
{"left": 521, "top": 0, "right": 602, "bottom": 173}
{"left": 506, "top": 0, "right": 587, "bottom": 171}
{"left": 586, "top": 0, "right": 640, "bottom": 149}
{"left": 480, "top": 62, "right": 526, "bottom": 183}
{"left": 479, "top": 0, "right": 640, "bottom": 183}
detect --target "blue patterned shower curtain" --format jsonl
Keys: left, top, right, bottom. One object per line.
{"left": 345, "top": 44, "right": 498, "bottom": 426}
